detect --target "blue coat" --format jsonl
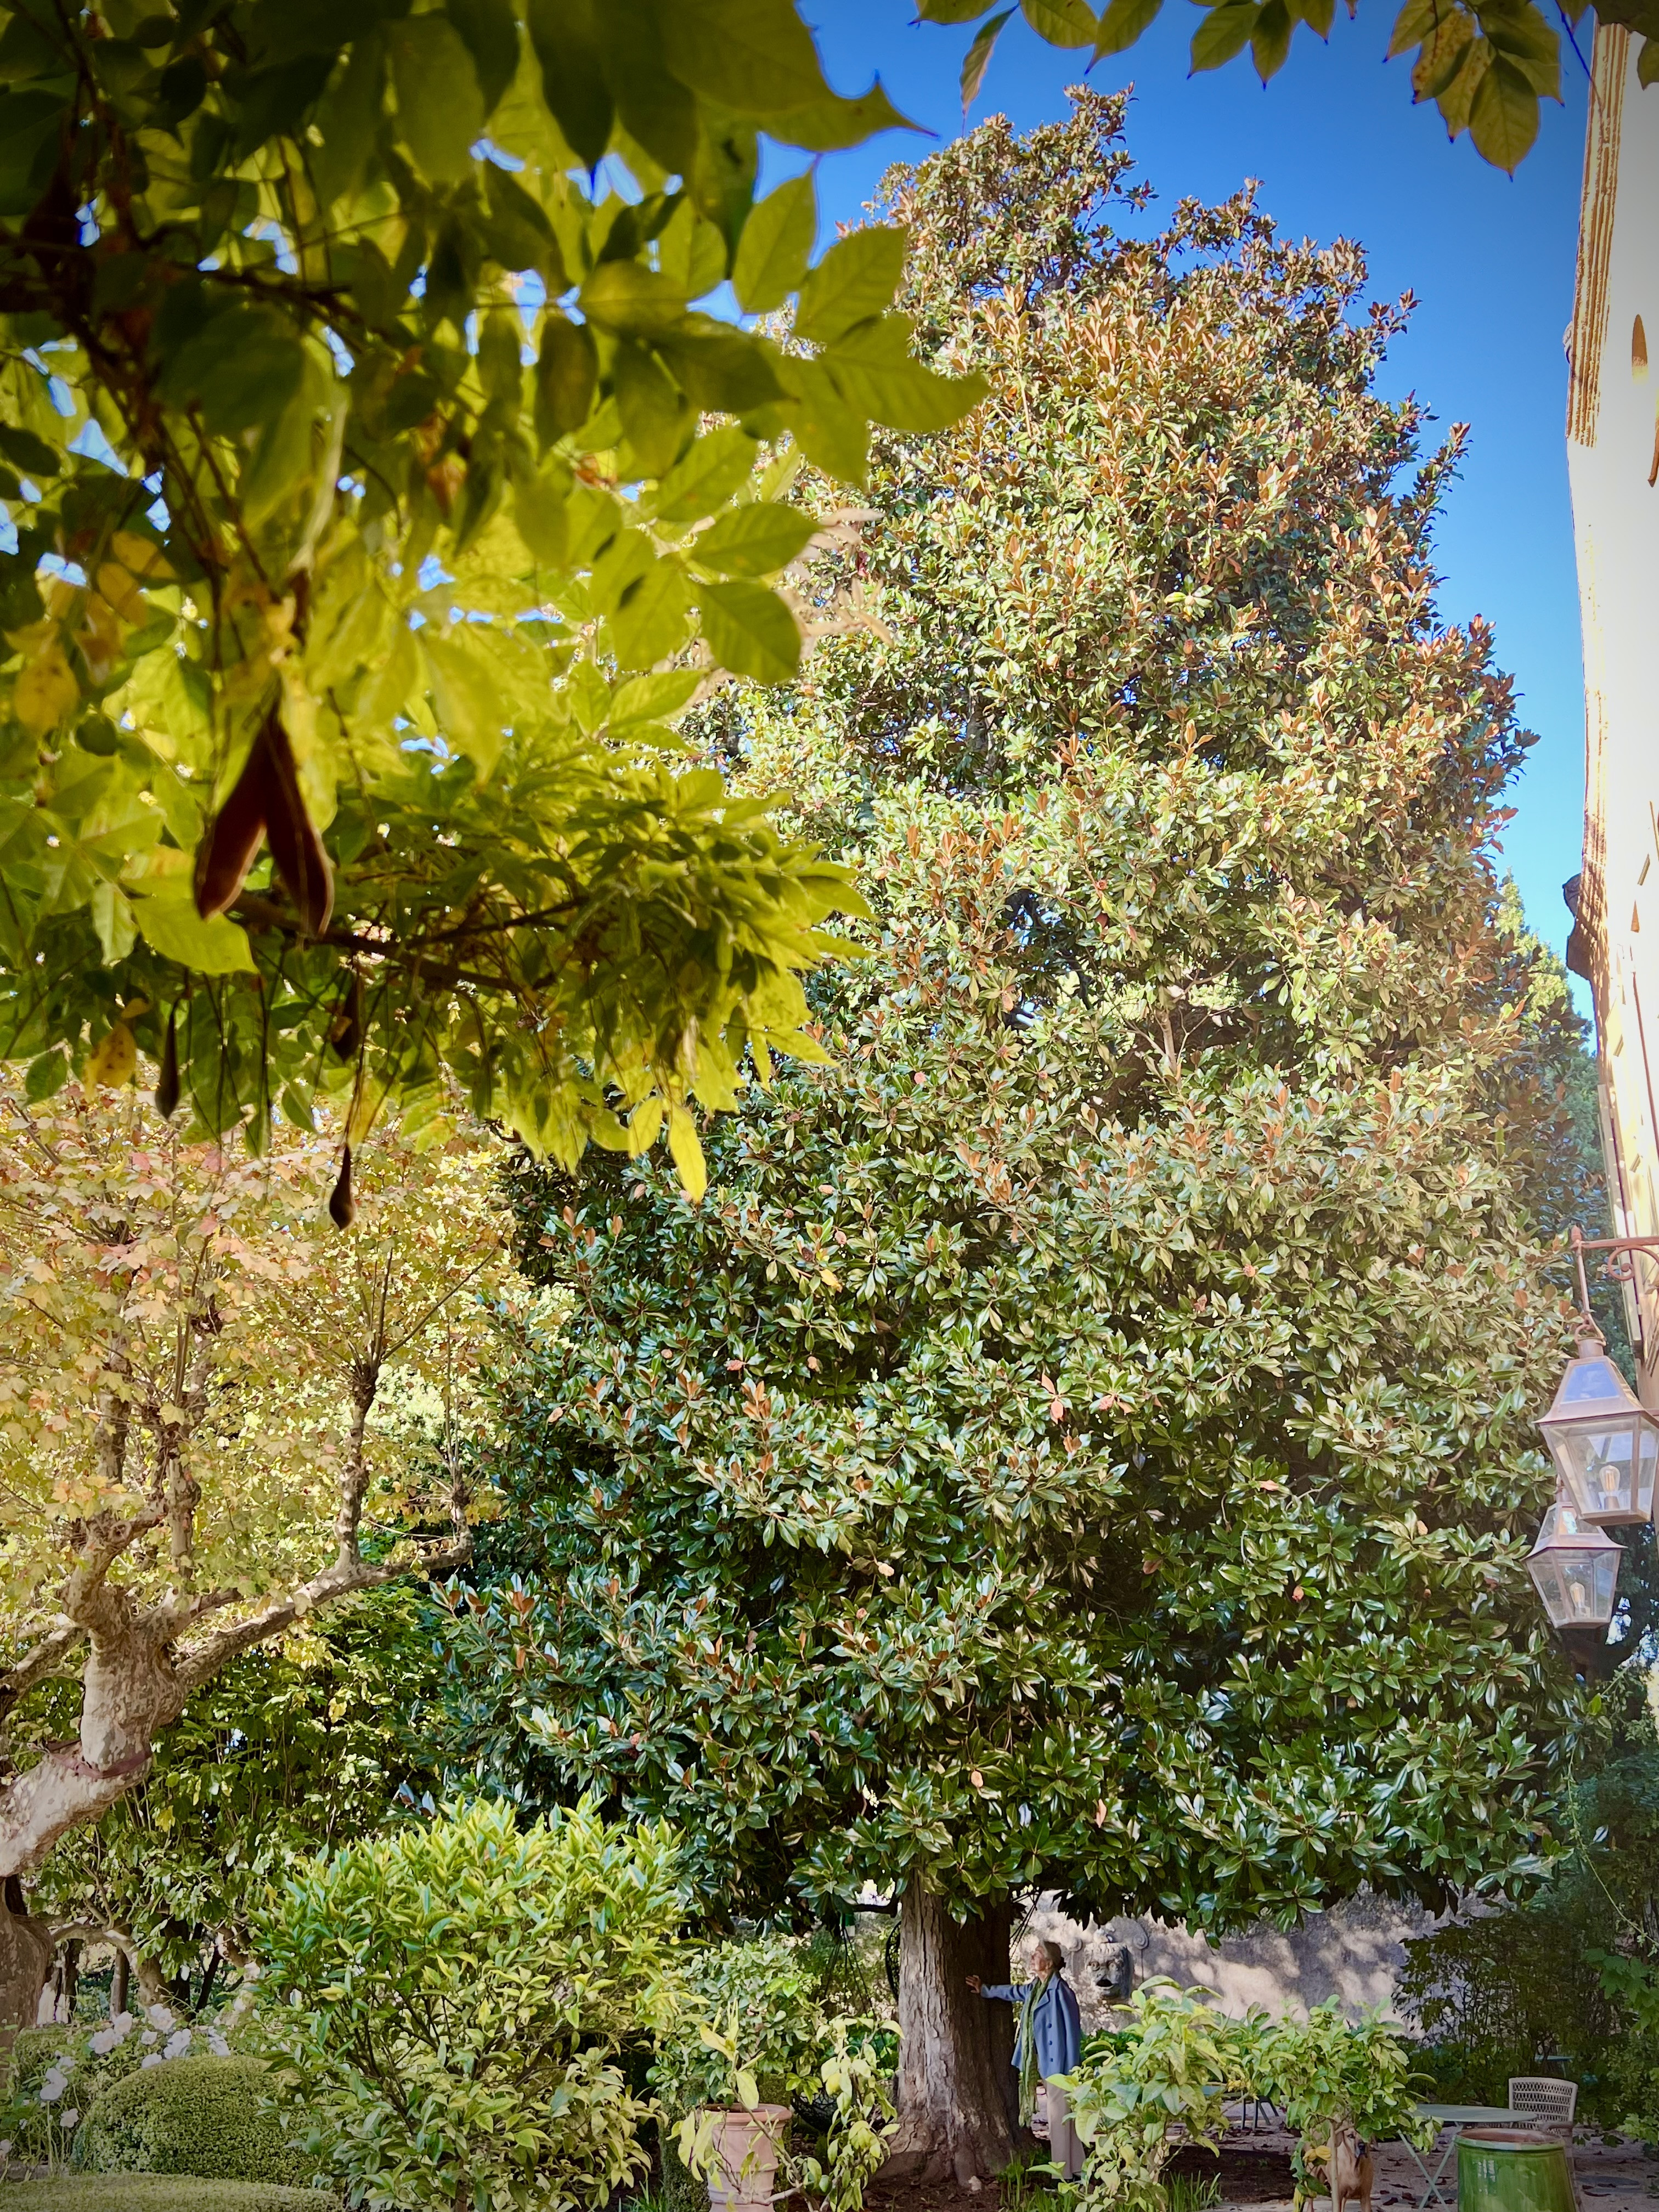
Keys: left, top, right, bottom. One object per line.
{"left": 981, "top": 1974, "right": 1083, "bottom": 2080}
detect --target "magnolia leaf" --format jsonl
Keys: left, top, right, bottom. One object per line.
{"left": 961, "top": 9, "right": 1014, "bottom": 109}
{"left": 733, "top": 173, "right": 816, "bottom": 313}
{"left": 699, "top": 580, "right": 802, "bottom": 684}
{"left": 134, "top": 891, "right": 256, "bottom": 975}
{"left": 692, "top": 503, "right": 819, "bottom": 578}
{"left": 667, "top": 1102, "right": 708, "bottom": 1201}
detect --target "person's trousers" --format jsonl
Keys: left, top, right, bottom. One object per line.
{"left": 1044, "top": 2078, "right": 1084, "bottom": 2180}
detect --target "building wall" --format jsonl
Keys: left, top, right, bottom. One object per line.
{"left": 1567, "top": 29, "right": 1659, "bottom": 1399}
{"left": 1024, "top": 1893, "right": 1442, "bottom": 2030}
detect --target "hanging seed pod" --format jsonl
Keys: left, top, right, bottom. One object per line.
{"left": 194, "top": 729, "right": 269, "bottom": 919}
{"left": 155, "top": 1004, "right": 181, "bottom": 1119}
{"left": 328, "top": 1143, "right": 355, "bottom": 1230}
{"left": 329, "top": 970, "right": 364, "bottom": 1062}
{"left": 260, "top": 713, "right": 334, "bottom": 937}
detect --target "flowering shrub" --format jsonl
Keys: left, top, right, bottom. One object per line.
{"left": 0, "top": 1994, "right": 246, "bottom": 2172}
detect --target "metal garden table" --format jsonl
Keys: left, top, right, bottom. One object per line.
{"left": 1403, "top": 2106, "right": 1537, "bottom": 2211}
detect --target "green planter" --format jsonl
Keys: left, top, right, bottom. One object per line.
{"left": 1457, "top": 2129, "right": 1575, "bottom": 2212}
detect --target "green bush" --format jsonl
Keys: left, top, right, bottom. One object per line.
{"left": 0, "top": 2179, "right": 325, "bottom": 2211}
{"left": 80, "top": 2056, "right": 304, "bottom": 2185}
{"left": 253, "top": 1797, "right": 684, "bottom": 2212}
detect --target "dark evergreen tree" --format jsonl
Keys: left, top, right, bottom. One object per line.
{"left": 452, "top": 96, "right": 1594, "bottom": 2181}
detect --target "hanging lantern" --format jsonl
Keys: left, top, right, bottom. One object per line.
{"left": 1537, "top": 1335, "right": 1659, "bottom": 1527}
{"left": 1525, "top": 1499, "right": 1621, "bottom": 1630}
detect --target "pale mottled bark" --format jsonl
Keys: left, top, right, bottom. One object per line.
{"left": 885, "top": 1884, "right": 1018, "bottom": 2185}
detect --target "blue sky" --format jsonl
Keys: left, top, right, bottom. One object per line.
{"left": 787, "top": 2, "right": 1592, "bottom": 993}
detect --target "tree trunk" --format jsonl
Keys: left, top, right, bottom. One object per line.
{"left": 884, "top": 1884, "right": 1019, "bottom": 2186}
{"left": 111, "top": 1944, "right": 129, "bottom": 2017}
{"left": 0, "top": 1880, "right": 52, "bottom": 2052}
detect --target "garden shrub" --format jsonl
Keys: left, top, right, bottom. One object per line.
{"left": 80, "top": 2055, "right": 304, "bottom": 2184}
{"left": 253, "top": 1796, "right": 684, "bottom": 2212}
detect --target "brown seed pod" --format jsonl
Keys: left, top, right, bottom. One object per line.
{"left": 155, "top": 1003, "right": 181, "bottom": 1119}
{"left": 329, "top": 970, "right": 364, "bottom": 1063}
{"left": 194, "top": 732, "right": 269, "bottom": 920}
{"left": 260, "top": 712, "right": 334, "bottom": 937}
{"left": 328, "top": 1143, "right": 355, "bottom": 1231}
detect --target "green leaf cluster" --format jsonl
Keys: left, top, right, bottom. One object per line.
{"left": 0, "top": 0, "right": 984, "bottom": 1180}
{"left": 251, "top": 1796, "right": 686, "bottom": 2212}
{"left": 1060, "top": 1985, "right": 1430, "bottom": 2212}
{"left": 447, "top": 97, "right": 1592, "bottom": 1944}
{"left": 920, "top": 0, "right": 1650, "bottom": 171}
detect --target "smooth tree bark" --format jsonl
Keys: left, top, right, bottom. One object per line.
{"left": 888, "top": 1886, "right": 1019, "bottom": 2184}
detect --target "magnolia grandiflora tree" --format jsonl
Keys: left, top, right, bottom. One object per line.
{"left": 450, "top": 97, "right": 1596, "bottom": 2183}
{"left": 0, "top": 1062, "right": 523, "bottom": 2023}
{"left": 0, "top": 0, "right": 985, "bottom": 1189}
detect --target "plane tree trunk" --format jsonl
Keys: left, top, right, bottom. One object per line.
{"left": 884, "top": 1883, "right": 1020, "bottom": 2186}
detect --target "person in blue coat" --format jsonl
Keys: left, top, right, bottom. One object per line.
{"left": 968, "top": 1938, "right": 1086, "bottom": 2179}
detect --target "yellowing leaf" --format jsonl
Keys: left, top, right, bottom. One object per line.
{"left": 14, "top": 640, "right": 80, "bottom": 737}
{"left": 83, "top": 1022, "right": 137, "bottom": 1088}
{"left": 667, "top": 1103, "right": 707, "bottom": 1201}
{"left": 421, "top": 631, "right": 509, "bottom": 780}
{"left": 133, "top": 891, "right": 256, "bottom": 974}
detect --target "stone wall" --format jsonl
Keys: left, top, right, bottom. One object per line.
{"left": 1025, "top": 1891, "right": 1444, "bottom": 2030}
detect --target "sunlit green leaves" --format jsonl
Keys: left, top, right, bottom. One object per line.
{"left": 699, "top": 579, "right": 803, "bottom": 681}
{"left": 0, "top": 0, "right": 989, "bottom": 1188}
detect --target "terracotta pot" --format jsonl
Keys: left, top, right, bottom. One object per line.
{"left": 703, "top": 2103, "right": 793, "bottom": 2212}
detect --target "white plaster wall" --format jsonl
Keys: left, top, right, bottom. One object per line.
{"left": 1024, "top": 1891, "right": 1443, "bottom": 2030}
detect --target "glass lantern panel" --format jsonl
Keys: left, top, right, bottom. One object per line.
{"left": 1550, "top": 1421, "right": 1641, "bottom": 1522}
{"left": 1528, "top": 1545, "right": 1618, "bottom": 1628}
{"left": 1526, "top": 1555, "right": 1571, "bottom": 1624}
{"left": 1640, "top": 1426, "right": 1658, "bottom": 1520}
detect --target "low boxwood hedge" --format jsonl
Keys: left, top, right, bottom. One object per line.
{"left": 80, "top": 2056, "right": 307, "bottom": 2186}
{"left": 1, "top": 2180, "right": 328, "bottom": 2211}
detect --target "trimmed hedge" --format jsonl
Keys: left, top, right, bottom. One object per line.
{"left": 81, "top": 2056, "right": 306, "bottom": 2186}
{"left": 1, "top": 2181, "right": 326, "bottom": 2211}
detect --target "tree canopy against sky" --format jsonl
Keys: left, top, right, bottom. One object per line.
{"left": 0, "top": 1066, "right": 523, "bottom": 1965}
{"left": 0, "top": 0, "right": 986, "bottom": 1190}
{"left": 935, "top": 0, "right": 1654, "bottom": 171}
{"left": 450, "top": 93, "right": 1598, "bottom": 2181}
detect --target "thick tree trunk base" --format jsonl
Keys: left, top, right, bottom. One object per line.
{"left": 0, "top": 1882, "right": 53, "bottom": 2050}
{"left": 884, "top": 1885, "right": 1020, "bottom": 2186}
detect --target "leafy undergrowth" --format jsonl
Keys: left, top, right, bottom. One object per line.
{"left": 0, "top": 2179, "right": 330, "bottom": 2211}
